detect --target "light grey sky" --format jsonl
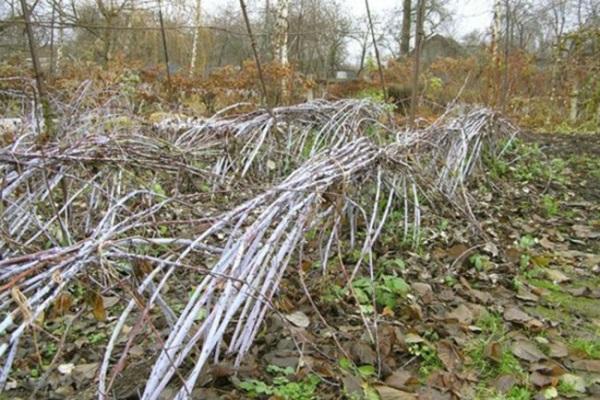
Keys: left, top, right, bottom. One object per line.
{"left": 205, "top": 0, "right": 494, "bottom": 63}
{"left": 348, "top": 0, "right": 493, "bottom": 36}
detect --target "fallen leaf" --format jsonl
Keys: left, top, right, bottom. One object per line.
{"left": 88, "top": 291, "right": 106, "bottom": 321}
{"left": 511, "top": 340, "right": 547, "bottom": 362}
{"left": 375, "top": 385, "right": 417, "bottom": 400}
{"left": 350, "top": 342, "right": 377, "bottom": 365}
{"left": 411, "top": 282, "right": 433, "bottom": 304}
{"left": 504, "top": 307, "right": 532, "bottom": 324}
{"left": 436, "top": 340, "right": 461, "bottom": 371}
{"left": 72, "top": 363, "right": 98, "bottom": 385}
{"left": 485, "top": 341, "right": 503, "bottom": 362}
{"left": 539, "top": 237, "right": 556, "bottom": 250}
{"left": 447, "top": 243, "right": 469, "bottom": 259}
{"left": 405, "top": 333, "right": 425, "bottom": 344}
{"left": 447, "top": 304, "right": 474, "bottom": 325}
{"left": 342, "top": 374, "right": 363, "bottom": 398}
{"left": 572, "top": 224, "right": 600, "bottom": 239}
{"left": 530, "top": 371, "right": 554, "bottom": 387}
{"left": 516, "top": 288, "right": 539, "bottom": 302}
{"left": 544, "top": 269, "right": 569, "bottom": 283}
{"left": 285, "top": 311, "right": 310, "bottom": 328}
{"left": 572, "top": 359, "right": 600, "bottom": 373}
{"left": 494, "top": 375, "right": 517, "bottom": 393}
{"left": 58, "top": 363, "right": 75, "bottom": 375}
{"left": 547, "top": 342, "right": 568, "bottom": 358}
{"left": 385, "top": 370, "right": 418, "bottom": 390}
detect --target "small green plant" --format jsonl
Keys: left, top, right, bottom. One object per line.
{"left": 541, "top": 195, "right": 560, "bottom": 217}
{"left": 407, "top": 342, "right": 443, "bottom": 377}
{"left": 43, "top": 342, "right": 58, "bottom": 359}
{"left": 238, "top": 365, "right": 320, "bottom": 400}
{"left": 570, "top": 338, "right": 600, "bottom": 359}
{"left": 476, "top": 311, "right": 505, "bottom": 335}
{"left": 518, "top": 235, "right": 536, "bottom": 250}
{"left": 469, "top": 253, "right": 492, "bottom": 271}
{"left": 88, "top": 332, "right": 107, "bottom": 345}
{"left": 352, "top": 275, "right": 410, "bottom": 311}
{"left": 503, "top": 386, "right": 532, "bottom": 400}
{"left": 557, "top": 380, "right": 579, "bottom": 397}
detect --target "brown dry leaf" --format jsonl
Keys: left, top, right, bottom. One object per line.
{"left": 539, "top": 237, "right": 556, "bottom": 250}
{"left": 285, "top": 311, "right": 310, "bottom": 328}
{"left": 529, "top": 360, "right": 565, "bottom": 376}
{"left": 52, "top": 292, "right": 73, "bottom": 316}
{"left": 350, "top": 341, "right": 376, "bottom": 365}
{"left": 526, "top": 318, "right": 545, "bottom": 331}
{"left": 511, "top": 340, "right": 547, "bottom": 362}
{"left": 382, "top": 306, "right": 395, "bottom": 317}
{"left": 470, "top": 289, "right": 493, "bottom": 304}
{"left": 544, "top": 269, "right": 569, "bottom": 283}
{"left": 11, "top": 286, "right": 32, "bottom": 322}
{"left": 530, "top": 371, "right": 555, "bottom": 387}
{"left": 485, "top": 341, "right": 503, "bottom": 362}
{"left": 547, "top": 342, "right": 568, "bottom": 358}
{"left": 516, "top": 288, "right": 539, "bottom": 302}
{"left": 133, "top": 259, "right": 153, "bottom": 279}
{"left": 505, "top": 247, "right": 521, "bottom": 263}
{"left": 411, "top": 282, "right": 434, "bottom": 304}
{"left": 503, "top": 307, "right": 532, "bottom": 324}
{"left": 437, "top": 340, "right": 462, "bottom": 371}
{"left": 447, "top": 304, "right": 474, "bottom": 325}
{"left": 87, "top": 290, "right": 106, "bottom": 321}
{"left": 375, "top": 385, "right": 417, "bottom": 400}
{"left": 416, "top": 386, "right": 452, "bottom": 400}
{"left": 408, "top": 304, "right": 423, "bottom": 320}
{"left": 405, "top": 333, "right": 425, "bottom": 344}
{"left": 572, "top": 224, "right": 600, "bottom": 239}
{"left": 494, "top": 374, "right": 518, "bottom": 393}
{"left": 447, "top": 243, "right": 469, "bottom": 259}
{"left": 385, "top": 369, "right": 418, "bottom": 390}
{"left": 572, "top": 359, "right": 600, "bottom": 373}
{"left": 72, "top": 363, "right": 99, "bottom": 386}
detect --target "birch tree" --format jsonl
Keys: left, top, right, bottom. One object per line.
{"left": 273, "top": 0, "right": 290, "bottom": 100}
{"left": 189, "top": 0, "right": 203, "bottom": 76}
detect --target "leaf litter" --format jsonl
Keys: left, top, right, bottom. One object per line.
{"left": 1, "top": 93, "right": 600, "bottom": 399}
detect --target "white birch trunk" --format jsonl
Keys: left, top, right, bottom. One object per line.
{"left": 274, "top": 0, "right": 290, "bottom": 100}
{"left": 189, "top": 0, "right": 202, "bottom": 76}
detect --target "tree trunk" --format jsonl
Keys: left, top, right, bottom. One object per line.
{"left": 409, "top": 0, "right": 425, "bottom": 128}
{"left": 400, "top": 0, "right": 411, "bottom": 56}
{"left": 274, "top": 0, "right": 290, "bottom": 101}
{"left": 501, "top": 0, "right": 510, "bottom": 111}
{"left": 365, "top": 0, "right": 387, "bottom": 100}
{"left": 189, "top": 0, "right": 203, "bottom": 76}
{"left": 19, "top": 0, "right": 53, "bottom": 139}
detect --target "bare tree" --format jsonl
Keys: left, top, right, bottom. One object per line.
{"left": 400, "top": 0, "right": 411, "bottom": 56}
{"left": 409, "top": 0, "right": 425, "bottom": 127}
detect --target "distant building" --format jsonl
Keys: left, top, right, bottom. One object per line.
{"left": 413, "top": 34, "right": 465, "bottom": 64}
{"left": 334, "top": 67, "right": 358, "bottom": 81}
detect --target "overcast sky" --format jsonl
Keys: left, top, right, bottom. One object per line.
{"left": 205, "top": 0, "right": 494, "bottom": 37}
{"left": 347, "top": 0, "right": 494, "bottom": 36}
{"left": 204, "top": 0, "right": 494, "bottom": 64}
